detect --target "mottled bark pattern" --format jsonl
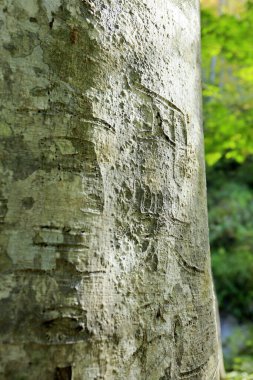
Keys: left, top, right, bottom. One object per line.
{"left": 0, "top": 0, "right": 219, "bottom": 379}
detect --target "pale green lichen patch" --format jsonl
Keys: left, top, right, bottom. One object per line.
{"left": 0, "top": 274, "right": 16, "bottom": 300}
{"left": 54, "top": 139, "right": 77, "bottom": 155}
{"left": 15, "top": 0, "right": 39, "bottom": 18}
{"left": 0, "top": 123, "right": 12, "bottom": 137}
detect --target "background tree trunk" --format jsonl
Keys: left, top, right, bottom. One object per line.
{"left": 0, "top": 0, "right": 219, "bottom": 379}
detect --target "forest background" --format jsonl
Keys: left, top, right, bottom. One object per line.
{"left": 201, "top": 0, "right": 253, "bottom": 378}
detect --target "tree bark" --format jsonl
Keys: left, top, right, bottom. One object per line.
{"left": 0, "top": 0, "right": 219, "bottom": 379}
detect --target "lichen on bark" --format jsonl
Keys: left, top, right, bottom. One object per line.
{"left": 0, "top": 0, "right": 219, "bottom": 379}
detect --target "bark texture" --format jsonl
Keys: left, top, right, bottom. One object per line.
{"left": 0, "top": 0, "right": 219, "bottom": 379}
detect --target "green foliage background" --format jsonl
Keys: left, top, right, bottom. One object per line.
{"left": 201, "top": 1, "right": 253, "bottom": 377}
{"left": 202, "top": 1, "right": 253, "bottom": 165}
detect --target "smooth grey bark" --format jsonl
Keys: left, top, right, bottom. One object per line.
{"left": 0, "top": 0, "right": 219, "bottom": 379}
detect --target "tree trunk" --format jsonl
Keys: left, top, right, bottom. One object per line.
{"left": 0, "top": 1, "right": 219, "bottom": 379}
